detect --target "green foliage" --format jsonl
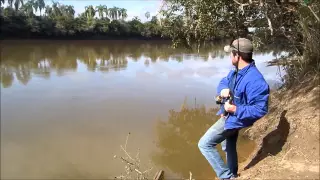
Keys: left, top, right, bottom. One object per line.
{"left": 0, "top": 0, "right": 162, "bottom": 39}
{"left": 161, "top": 0, "right": 320, "bottom": 85}
{"left": 142, "top": 17, "right": 162, "bottom": 38}
{"left": 160, "top": 0, "right": 243, "bottom": 49}
{"left": 128, "top": 17, "right": 145, "bottom": 37}
{"left": 145, "top": 11, "right": 150, "bottom": 20}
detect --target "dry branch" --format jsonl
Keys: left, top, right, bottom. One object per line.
{"left": 307, "top": 5, "right": 320, "bottom": 22}
{"left": 114, "top": 133, "right": 154, "bottom": 180}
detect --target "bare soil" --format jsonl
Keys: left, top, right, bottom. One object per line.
{"left": 237, "top": 77, "right": 320, "bottom": 179}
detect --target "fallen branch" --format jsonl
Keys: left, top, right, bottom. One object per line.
{"left": 121, "top": 145, "right": 136, "bottom": 162}
{"left": 143, "top": 167, "right": 153, "bottom": 174}
{"left": 124, "top": 132, "right": 130, "bottom": 150}
{"left": 115, "top": 133, "right": 154, "bottom": 180}
{"left": 119, "top": 156, "right": 135, "bottom": 166}
{"left": 135, "top": 169, "right": 143, "bottom": 175}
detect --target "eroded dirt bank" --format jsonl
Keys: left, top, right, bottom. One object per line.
{"left": 238, "top": 77, "right": 320, "bottom": 179}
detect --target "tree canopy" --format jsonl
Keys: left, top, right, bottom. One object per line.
{"left": 160, "top": 0, "right": 319, "bottom": 85}
{"left": 0, "top": 0, "right": 163, "bottom": 39}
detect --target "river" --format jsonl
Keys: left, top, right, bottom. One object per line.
{"left": 0, "top": 40, "right": 283, "bottom": 179}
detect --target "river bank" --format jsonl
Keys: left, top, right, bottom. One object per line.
{"left": 238, "top": 76, "right": 319, "bottom": 179}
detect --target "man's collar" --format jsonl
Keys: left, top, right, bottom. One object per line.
{"left": 236, "top": 60, "right": 255, "bottom": 75}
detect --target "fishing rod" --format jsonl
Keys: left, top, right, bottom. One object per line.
{"left": 216, "top": 8, "right": 241, "bottom": 117}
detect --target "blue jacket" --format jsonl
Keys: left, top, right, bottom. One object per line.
{"left": 217, "top": 61, "right": 270, "bottom": 130}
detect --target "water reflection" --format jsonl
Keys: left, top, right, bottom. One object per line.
{"left": 152, "top": 103, "right": 255, "bottom": 179}
{"left": 1, "top": 40, "right": 285, "bottom": 179}
{"left": 1, "top": 69, "right": 14, "bottom": 88}
{"left": 0, "top": 40, "right": 286, "bottom": 88}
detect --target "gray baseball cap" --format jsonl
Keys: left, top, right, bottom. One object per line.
{"left": 224, "top": 38, "right": 253, "bottom": 53}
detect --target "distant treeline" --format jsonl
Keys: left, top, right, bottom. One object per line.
{"left": 0, "top": 0, "right": 166, "bottom": 39}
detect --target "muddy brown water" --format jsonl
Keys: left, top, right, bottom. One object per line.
{"left": 0, "top": 40, "right": 283, "bottom": 179}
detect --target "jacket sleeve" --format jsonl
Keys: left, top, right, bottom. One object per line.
{"left": 217, "top": 71, "right": 233, "bottom": 94}
{"left": 234, "top": 79, "right": 270, "bottom": 121}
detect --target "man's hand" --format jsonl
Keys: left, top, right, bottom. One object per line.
{"left": 224, "top": 101, "right": 236, "bottom": 113}
{"left": 220, "top": 89, "right": 230, "bottom": 98}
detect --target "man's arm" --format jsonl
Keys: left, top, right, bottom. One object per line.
{"left": 234, "top": 80, "right": 270, "bottom": 121}
{"left": 217, "top": 70, "right": 233, "bottom": 94}
{"left": 217, "top": 77, "right": 229, "bottom": 93}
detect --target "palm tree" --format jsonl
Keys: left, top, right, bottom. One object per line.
{"left": 85, "top": 5, "right": 95, "bottom": 20}
{"left": 103, "top": 5, "right": 108, "bottom": 18}
{"left": 96, "top": 4, "right": 104, "bottom": 19}
{"left": 0, "top": 0, "right": 5, "bottom": 7}
{"left": 120, "top": 8, "right": 127, "bottom": 20}
{"left": 59, "top": 4, "right": 74, "bottom": 18}
{"left": 21, "top": 1, "right": 34, "bottom": 16}
{"left": 109, "top": 6, "right": 121, "bottom": 20}
{"left": 52, "top": 2, "right": 62, "bottom": 17}
{"left": 145, "top": 11, "right": 150, "bottom": 20}
{"left": 116, "top": 7, "right": 121, "bottom": 20}
{"left": 44, "top": 5, "right": 52, "bottom": 17}
{"left": 32, "top": 0, "right": 39, "bottom": 13}
{"left": 8, "top": 0, "right": 14, "bottom": 8}
{"left": 14, "top": 0, "right": 23, "bottom": 11}
{"left": 37, "top": 0, "right": 45, "bottom": 16}
{"left": 108, "top": 7, "right": 116, "bottom": 20}
{"left": 65, "top": 5, "right": 74, "bottom": 17}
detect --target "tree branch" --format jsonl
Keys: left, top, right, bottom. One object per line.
{"left": 142, "top": 167, "right": 153, "bottom": 174}
{"left": 121, "top": 145, "right": 136, "bottom": 162}
{"left": 233, "top": 0, "right": 249, "bottom": 6}
{"left": 265, "top": 12, "right": 274, "bottom": 36}
{"left": 308, "top": 5, "right": 320, "bottom": 22}
{"left": 124, "top": 132, "right": 130, "bottom": 150}
{"left": 233, "top": 0, "right": 250, "bottom": 14}
{"left": 263, "top": 3, "right": 274, "bottom": 36}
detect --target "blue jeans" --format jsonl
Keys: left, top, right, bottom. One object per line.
{"left": 198, "top": 117, "right": 239, "bottom": 179}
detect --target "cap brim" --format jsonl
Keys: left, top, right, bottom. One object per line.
{"left": 224, "top": 45, "right": 231, "bottom": 53}
{"left": 224, "top": 45, "right": 236, "bottom": 53}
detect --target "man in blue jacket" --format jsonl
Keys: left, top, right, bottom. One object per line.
{"left": 198, "top": 38, "right": 270, "bottom": 180}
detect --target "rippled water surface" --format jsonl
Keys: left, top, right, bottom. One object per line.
{"left": 1, "top": 40, "right": 283, "bottom": 179}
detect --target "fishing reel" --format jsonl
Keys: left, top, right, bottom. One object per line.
{"left": 215, "top": 95, "right": 224, "bottom": 105}
{"left": 215, "top": 95, "right": 234, "bottom": 116}
{"left": 215, "top": 95, "right": 233, "bottom": 105}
